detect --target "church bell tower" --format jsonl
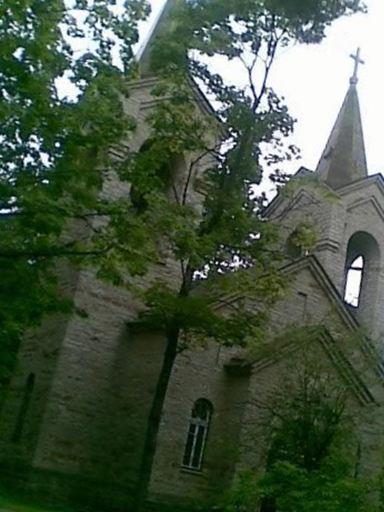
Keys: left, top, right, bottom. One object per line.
{"left": 268, "top": 49, "right": 384, "bottom": 340}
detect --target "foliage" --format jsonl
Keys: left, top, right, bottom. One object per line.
{"left": 0, "top": 0, "right": 367, "bottom": 505}
{"left": 97, "top": 0, "right": 365, "bottom": 503}
{"left": 225, "top": 461, "right": 371, "bottom": 512}
{"left": 285, "top": 222, "right": 317, "bottom": 256}
{"left": 115, "top": 0, "right": 366, "bottom": 341}
{"left": 0, "top": 0, "right": 366, "bottom": 365}
{"left": 267, "top": 363, "right": 347, "bottom": 470}
{"left": 223, "top": 339, "right": 373, "bottom": 512}
{"left": 0, "top": 0, "right": 149, "bottom": 375}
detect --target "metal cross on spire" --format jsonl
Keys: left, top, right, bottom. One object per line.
{"left": 350, "top": 47, "right": 365, "bottom": 85}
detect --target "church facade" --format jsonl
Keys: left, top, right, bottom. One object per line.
{"left": 1, "top": 3, "right": 384, "bottom": 510}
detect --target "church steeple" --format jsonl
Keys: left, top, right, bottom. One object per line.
{"left": 138, "top": 0, "right": 176, "bottom": 75}
{"left": 315, "top": 49, "right": 367, "bottom": 189}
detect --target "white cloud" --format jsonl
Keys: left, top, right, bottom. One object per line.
{"left": 142, "top": 0, "right": 384, "bottom": 176}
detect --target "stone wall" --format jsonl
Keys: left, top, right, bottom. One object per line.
{"left": 0, "top": 75, "right": 216, "bottom": 507}
{"left": 148, "top": 255, "right": 384, "bottom": 505}
{"left": 2, "top": 72, "right": 384, "bottom": 512}
{"left": 150, "top": 343, "right": 250, "bottom": 504}
{"left": 268, "top": 176, "right": 384, "bottom": 339}
{"left": 0, "top": 265, "right": 80, "bottom": 469}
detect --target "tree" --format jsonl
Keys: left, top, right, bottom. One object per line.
{"left": 223, "top": 340, "right": 371, "bottom": 512}
{"left": 117, "top": 0, "right": 366, "bottom": 505}
{"left": 0, "top": 0, "right": 149, "bottom": 379}
{"left": 0, "top": 0, "right": 366, "bottom": 507}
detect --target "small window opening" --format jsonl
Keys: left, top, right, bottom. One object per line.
{"left": 344, "top": 256, "right": 364, "bottom": 307}
{"left": 130, "top": 159, "right": 172, "bottom": 212}
{"left": 285, "top": 229, "right": 304, "bottom": 260}
{"left": 182, "top": 399, "right": 212, "bottom": 471}
{"left": 286, "top": 224, "right": 316, "bottom": 260}
{"left": 130, "top": 140, "right": 179, "bottom": 213}
{"left": 12, "top": 373, "right": 35, "bottom": 443}
{"left": 286, "top": 231, "right": 303, "bottom": 260}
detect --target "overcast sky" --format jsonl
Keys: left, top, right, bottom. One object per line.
{"left": 138, "top": 0, "right": 384, "bottom": 178}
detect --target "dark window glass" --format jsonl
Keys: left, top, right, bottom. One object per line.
{"left": 12, "top": 373, "right": 35, "bottom": 443}
{"left": 182, "top": 399, "right": 212, "bottom": 471}
{"left": 286, "top": 231, "right": 303, "bottom": 259}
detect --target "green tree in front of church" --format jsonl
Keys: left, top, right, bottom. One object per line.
{"left": 0, "top": 0, "right": 367, "bottom": 506}
{"left": 223, "top": 340, "right": 374, "bottom": 512}
{"left": 0, "top": 0, "right": 149, "bottom": 380}
{"left": 120, "top": 0, "right": 367, "bottom": 504}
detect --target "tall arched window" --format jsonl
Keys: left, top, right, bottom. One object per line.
{"left": 343, "top": 232, "right": 380, "bottom": 316}
{"left": 182, "top": 399, "right": 213, "bottom": 471}
{"left": 130, "top": 140, "right": 186, "bottom": 212}
{"left": 12, "top": 373, "right": 35, "bottom": 443}
{"left": 344, "top": 256, "right": 364, "bottom": 307}
{"left": 285, "top": 230, "right": 303, "bottom": 260}
{"left": 285, "top": 224, "right": 315, "bottom": 260}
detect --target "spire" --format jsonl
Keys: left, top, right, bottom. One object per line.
{"left": 138, "top": 0, "right": 176, "bottom": 75}
{"left": 316, "top": 49, "right": 367, "bottom": 189}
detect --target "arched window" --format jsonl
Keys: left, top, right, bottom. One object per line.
{"left": 344, "top": 255, "right": 364, "bottom": 307}
{"left": 285, "top": 231, "right": 303, "bottom": 260}
{"left": 343, "top": 232, "right": 380, "bottom": 315}
{"left": 130, "top": 140, "right": 186, "bottom": 212}
{"left": 285, "top": 224, "right": 315, "bottom": 260}
{"left": 12, "top": 373, "right": 35, "bottom": 443}
{"left": 182, "top": 399, "right": 213, "bottom": 471}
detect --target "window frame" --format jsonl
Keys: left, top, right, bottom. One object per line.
{"left": 344, "top": 255, "right": 364, "bottom": 308}
{"left": 182, "top": 399, "right": 213, "bottom": 472}
{"left": 11, "top": 373, "right": 35, "bottom": 443}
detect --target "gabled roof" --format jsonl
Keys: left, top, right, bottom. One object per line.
{"left": 336, "top": 172, "right": 384, "bottom": 197}
{"left": 211, "top": 255, "right": 358, "bottom": 330}
{"left": 280, "top": 255, "right": 358, "bottom": 330}
{"left": 276, "top": 256, "right": 384, "bottom": 383}
{"left": 264, "top": 170, "right": 384, "bottom": 222}
{"left": 134, "top": 0, "right": 220, "bottom": 124}
{"left": 347, "top": 195, "right": 384, "bottom": 223}
{"left": 224, "top": 255, "right": 384, "bottom": 404}
{"left": 247, "top": 326, "right": 377, "bottom": 406}
{"left": 263, "top": 172, "right": 333, "bottom": 220}
{"left": 128, "top": 75, "right": 219, "bottom": 121}
{"left": 138, "top": 0, "right": 177, "bottom": 75}
{"left": 293, "top": 166, "right": 313, "bottom": 179}
{"left": 220, "top": 253, "right": 383, "bottom": 359}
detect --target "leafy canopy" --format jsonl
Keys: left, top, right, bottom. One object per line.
{"left": 114, "top": 0, "right": 365, "bottom": 338}
{"left": 224, "top": 340, "right": 372, "bottom": 512}
{"left": 0, "top": 0, "right": 149, "bottom": 375}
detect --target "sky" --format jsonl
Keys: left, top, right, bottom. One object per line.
{"left": 138, "top": 0, "right": 384, "bottom": 178}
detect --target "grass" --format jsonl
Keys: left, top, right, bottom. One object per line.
{"left": 0, "top": 494, "right": 72, "bottom": 512}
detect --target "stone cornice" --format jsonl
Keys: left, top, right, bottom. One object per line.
{"left": 346, "top": 195, "right": 384, "bottom": 223}
{"left": 315, "top": 239, "right": 341, "bottom": 253}
{"left": 248, "top": 326, "right": 376, "bottom": 406}
{"left": 279, "top": 256, "right": 359, "bottom": 331}
{"left": 338, "top": 173, "right": 384, "bottom": 198}
{"left": 127, "top": 76, "right": 219, "bottom": 122}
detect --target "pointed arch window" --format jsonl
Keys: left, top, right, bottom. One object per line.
{"left": 286, "top": 231, "right": 303, "bottom": 260}
{"left": 344, "top": 256, "right": 364, "bottom": 307}
{"left": 182, "top": 399, "right": 212, "bottom": 471}
{"left": 12, "top": 373, "right": 35, "bottom": 443}
{"left": 130, "top": 140, "right": 186, "bottom": 212}
{"left": 285, "top": 224, "right": 315, "bottom": 260}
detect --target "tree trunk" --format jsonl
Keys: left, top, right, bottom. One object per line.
{"left": 134, "top": 324, "right": 180, "bottom": 509}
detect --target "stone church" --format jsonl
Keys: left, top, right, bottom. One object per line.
{"left": 1, "top": 2, "right": 384, "bottom": 510}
